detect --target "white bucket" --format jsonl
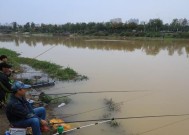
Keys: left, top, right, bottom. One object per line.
{"left": 9, "top": 128, "right": 26, "bottom": 135}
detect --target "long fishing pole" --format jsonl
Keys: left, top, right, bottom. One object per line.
{"left": 30, "top": 90, "right": 151, "bottom": 102}
{"left": 18, "top": 37, "right": 70, "bottom": 68}
{"left": 54, "top": 115, "right": 189, "bottom": 135}
{"left": 33, "top": 45, "right": 57, "bottom": 59}
{"left": 46, "top": 90, "right": 150, "bottom": 96}
{"left": 32, "top": 90, "right": 150, "bottom": 97}
{"left": 53, "top": 119, "right": 112, "bottom": 135}
{"left": 32, "top": 37, "right": 70, "bottom": 59}
{"left": 51, "top": 113, "right": 189, "bottom": 124}
{"left": 12, "top": 45, "right": 57, "bottom": 68}
{"left": 50, "top": 94, "right": 75, "bottom": 101}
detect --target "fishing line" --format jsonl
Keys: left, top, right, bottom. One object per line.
{"left": 139, "top": 117, "right": 189, "bottom": 135}
{"left": 60, "top": 93, "right": 153, "bottom": 118}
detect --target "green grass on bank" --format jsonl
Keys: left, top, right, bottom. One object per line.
{"left": 0, "top": 48, "right": 87, "bottom": 81}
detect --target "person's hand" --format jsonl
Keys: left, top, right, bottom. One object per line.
{"left": 40, "top": 120, "right": 50, "bottom": 132}
{"left": 40, "top": 120, "right": 48, "bottom": 125}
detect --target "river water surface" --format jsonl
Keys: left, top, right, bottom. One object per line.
{"left": 1, "top": 35, "right": 189, "bottom": 135}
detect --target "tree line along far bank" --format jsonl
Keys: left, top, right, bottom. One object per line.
{"left": 1, "top": 18, "right": 189, "bottom": 38}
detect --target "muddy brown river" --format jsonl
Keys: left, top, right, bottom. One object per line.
{"left": 1, "top": 35, "right": 189, "bottom": 135}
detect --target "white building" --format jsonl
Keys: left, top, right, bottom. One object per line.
{"left": 140, "top": 21, "right": 146, "bottom": 25}
{"left": 110, "top": 18, "right": 122, "bottom": 24}
{"left": 128, "top": 19, "right": 139, "bottom": 24}
{"left": 35, "top": 24, "right": 41, "bottom": 27}
{"left": 3, "top": 23, "right": 14, "bottom": 28}
{"left": 178, "top": 18, "right": 189, "bottom": 26}
{"left": 178, "top": 19, "right": 184, "bottom": 25}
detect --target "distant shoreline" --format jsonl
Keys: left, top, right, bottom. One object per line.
{"left": 1, "top": 32, "right": 189, "bottom": 41}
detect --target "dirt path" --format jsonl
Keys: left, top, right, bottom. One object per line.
{"left": 0, "top": 108, "right": 10, "bottom": 134}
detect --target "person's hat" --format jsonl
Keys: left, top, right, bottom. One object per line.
{"left": 0, "top": 62, "right": 12, "bottom": 70}
{"left": 12, "top": 81, "right": 31, "bottom": 92}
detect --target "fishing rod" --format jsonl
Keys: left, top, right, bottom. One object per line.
{"left": 10, "top": 45, "right": 58, "bottom": 69}
{"left": 50, "top": 94, "right": 75, "bottom": 101}
{"left": 51, "top": 113, "right": 189, "bottom": 124}
{"left": 52, "top": 114, "right": 189, "bottom": 135}
{"left": 46, "top": 90, "right": 151, "bottom": 96}
{"left": 18, "top": 71, "right": 42, "bottom": 73}
{"left": 17, "top": 38, "right": 70, "bottom": 70}
{"left": 33, "top": 37, "right": 70, "bottom": 59}
{"left": 53, "top": 119, "right": 112, "bottom": 135}
{"left": 31, "top": 90, "right": 151, "bottom": 97}
{"left": 33, "top": 45, "right": 57, "bottom": 59}
{"left": 34, "top": 90, "right": 151, "bottom": 103}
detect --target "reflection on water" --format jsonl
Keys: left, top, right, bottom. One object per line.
{"left": 1, "top": 35, "right": 189, "bottom": 135}
{"left": 0, "top": 35, "right": 189, "bottom": 57}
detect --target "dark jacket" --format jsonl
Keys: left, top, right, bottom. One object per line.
{"left": 0, "top": 71, "right": 12, "bottom": 102}
{"left": 6, "top": 94, "right": 37, "bottom": 123}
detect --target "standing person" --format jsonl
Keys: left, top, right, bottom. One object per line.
{"left": 6, "top": 81, "right": 49, "bottom": 135}
{"left": 0, "top": 55, "right": 8, "bottom": 63}
{"left": 0, "top": 62, "right": 12, "bottom": 107}
{"left": 0, "top": 55, "right": 17, "bottom": 75}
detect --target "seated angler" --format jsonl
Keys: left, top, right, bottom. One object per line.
{"left": 6, "top": 81, "right": 49, "bottom": 135}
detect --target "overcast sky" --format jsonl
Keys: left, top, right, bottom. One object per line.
{"left": 0, "top": 0, "right": 188, "bottom": 24}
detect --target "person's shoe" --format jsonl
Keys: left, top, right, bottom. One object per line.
{"left": 40, "top": 125, "right": 50, "bottom": 132}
